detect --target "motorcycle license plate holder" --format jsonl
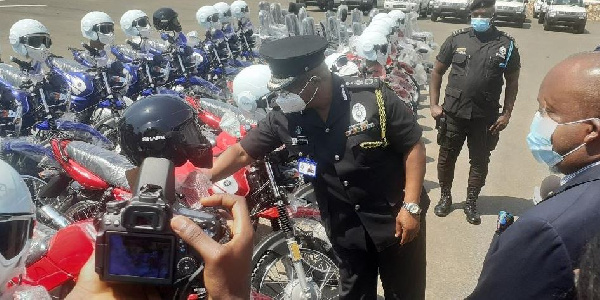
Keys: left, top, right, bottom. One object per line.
{"left": 298, "top": 158, "right": 317, "bottom": 178}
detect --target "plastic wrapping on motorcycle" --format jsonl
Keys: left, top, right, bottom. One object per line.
{"left": 0, "top": 137, "right": 55, "bottom": 163}
{"left": 3, "top": 285, "right": 52, "bottom": 300}
{"left": 0, "top": 63, "right": 27, "bottom": 88}
{"left": 65, "top": 141, "right": 134, "bottom": 189}
{"left": 51, "top": 57, "right": 89, "bottom": 73}
{"left": 174, "top": 161, "right": 211, "bottom": 209}
{"left": 55, "top": 119, "right": 114, "bottom": 149}
{"left": 198, "top": 97, "right": 260, "bottom": 127}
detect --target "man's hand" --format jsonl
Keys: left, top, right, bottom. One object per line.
{"left": 171, "top": 194, "right": 253, "bottom": 300}
{"left": 430, "top": 104, "right": 444, "bottom": 120}
{"left": 395, "top": 208, "right": 421, "bottom": 245}
{"left": 489, "top": 113, "right": 511, "bottom": 135}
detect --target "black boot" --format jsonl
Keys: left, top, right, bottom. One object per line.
{"left": 464, "top": 186, "right": 481, "bottom": 225}
{"left": 434, "top": 185, "right": 453, "bottom": 217}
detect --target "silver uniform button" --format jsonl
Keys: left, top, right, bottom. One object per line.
{"left": 343, "top": 180, "right": 349, "bottom": 187}
{"left": 325, "top": 128, "right": 330, "bottom": 133}
{"left": 299, "top": 152, "right": 303, "bottom": 157}
{"left": 355, "top": 204, "right": 360, "bottom": 211}
{"left": 334, "top": 154, "right": 340, "bottom": 161}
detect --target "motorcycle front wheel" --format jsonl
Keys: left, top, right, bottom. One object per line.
{"left": 251, "top": 219, "right": 340, "bottom": 300}
{"left": 64, "top": 200, "right": 103, "bottom": 221}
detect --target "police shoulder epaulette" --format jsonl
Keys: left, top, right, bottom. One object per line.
{"left": 452, "top": 28, "right": 469, "bottom": 36}
{"left": 500, "top": 31, "right": 515, "bottom": 41}
{"left": 343, "top": 76, "right": 381, "bottom": 90}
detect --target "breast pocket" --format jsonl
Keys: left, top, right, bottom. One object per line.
{"left": 284, "top": 139, "right": 315, "bottom": 159}
{"left": 450, "top": 53, "right": 468, "bottom": 76}
{"left": 347, "top": 132, "right": 387, "bottom": 167}
{"left": 485, "top": 55, "right": 505, "bottom": 79}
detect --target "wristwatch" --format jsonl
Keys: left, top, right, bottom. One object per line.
{"left": 402, "top": 202, "right": 422, "bottom": 215}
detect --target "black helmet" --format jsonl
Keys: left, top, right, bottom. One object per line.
{"left": 118, "top": 95, "right": 212, "bottom": 167}
{"left": 153, "top": 7, "right": 182, "bottom": 32}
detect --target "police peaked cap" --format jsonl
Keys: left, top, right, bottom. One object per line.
{"left": 470, "top": 0, "right": 496, "bottom": 11}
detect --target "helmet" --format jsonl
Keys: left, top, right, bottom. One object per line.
{"left": 9, "top": 19, "right": 51, "bottom": 62}
{"left": 118, "top": 95, "right": 212, "bottom": 167}
{"left": 81, "top": 11, "right": 115, "bottom": 46}
{"left": 365, "top": 20, "right": 392, "bottom": 36}
{"left": 325, "top": 53, "right": 359, "bottom": 76}
{"left": 120, "top": 10, "right": 151, "bottom": 38}
{"left": 372, "top": 13, "right": 395, "bottom": 29}
{"left": 196, "top": 6, "right": 220, "bottom": 29}
{"left": 231, "top": 0, "right": 249, "bottom": 19}
{"left": 0, "top": 159, "right": 35, "bottom": 291}
{"left": 232, "top": 64, "right": 271, "bottom": 112}
{"left": 153, "top": 7, "right": 182, "bottom": 32}
{"left": 213, "top": 2, "right": 232, "bottom": 24}
{"left": 356, "top": 31, "right": 388, "bottom": 63}
{"left": 388, "top": 10, "right": 406, "bottom": 25}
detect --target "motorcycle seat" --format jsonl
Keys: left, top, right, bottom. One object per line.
{"left": 52, "top": 58, "right": 88, "bottom": 73}
{"left": 65, "top": 141, "right": 134, "bottom": 190}
{"left": 0, "top": 63, "right": 27, "bottom": 88}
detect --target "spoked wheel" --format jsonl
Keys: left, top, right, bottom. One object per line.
{"left": 20, "top": 175, "right": 47, "bottom": 206}
{"left": 251, "top": 222, "right": 340, "bottom": 300}
{"left": 64, "top": 200, "right": 103, "bottom": 222}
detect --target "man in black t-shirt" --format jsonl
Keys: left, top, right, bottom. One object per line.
{"left": 210, "top": 35, "right": 430, "bottom": 299}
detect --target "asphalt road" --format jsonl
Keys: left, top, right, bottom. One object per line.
{"left": 1, "top": 0, "right": 598, "bottom": 299}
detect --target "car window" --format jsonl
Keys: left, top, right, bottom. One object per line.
{"left": 551, "top": 0, "right": 583, "bottom": 6}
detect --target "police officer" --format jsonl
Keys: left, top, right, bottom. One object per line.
{"left": 429, "top": 0, "right": 520, "bottom": 224}
{"left": 210, "top": 35, "right": 430, "bottom": 299}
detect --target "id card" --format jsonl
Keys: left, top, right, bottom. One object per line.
{"left": 298, "top": 158, "right": 317, "bottom": 177}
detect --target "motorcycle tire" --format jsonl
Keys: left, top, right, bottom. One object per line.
{"left": 251, "top": 219, "right": 340, "bottom": 299}
{"left": 64, "top": 200, "right": 103, "bottom": 222}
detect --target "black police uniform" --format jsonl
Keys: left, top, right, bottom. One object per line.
{"left": 468, "top": 163, "right": 600, "bottom": 299}
{"left": 242, "top": 36, "right": 430, "bottom": 299}
{"left": 436, "top": 25, "right": 520, "bottom": 190}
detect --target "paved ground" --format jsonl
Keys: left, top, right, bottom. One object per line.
{"left": 1, "top": 0, "right": 599, "bottom": 298}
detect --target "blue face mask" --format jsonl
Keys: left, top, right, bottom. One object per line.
{"left": 471, "top": 17, "right": 491, "bottom": 32}
{"left": 527, "top": 111, "right": 592, "bottom": 170}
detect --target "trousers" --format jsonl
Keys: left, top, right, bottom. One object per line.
{"left": 436, "top": 113, "right": 499, "bottom": 188}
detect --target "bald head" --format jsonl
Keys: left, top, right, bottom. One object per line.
{"left": 540, "top": 52, "right": 600, "bottom": 120}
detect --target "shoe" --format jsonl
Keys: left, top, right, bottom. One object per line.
{"left": 464, "top": 186, "right": 481, "bottom": 225}
{"left": 434, "top": 186, "right": 452, "bottom": 217}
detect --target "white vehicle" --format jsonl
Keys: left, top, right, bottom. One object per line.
{"left": 533, "top": 0, "right": 545, "bottom": 17}
{"left": 430, "top": 0, "right": 471, "bottom": 22}
{"left": 494, "top": 0, "right": 527, "bottom": 27}
{"left": 540, "top": 0, "right": 587, "bottom": 33}
{"left": 384, "top": 0, "right": 430, "bottom": 17}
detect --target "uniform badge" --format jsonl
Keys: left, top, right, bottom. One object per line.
{"left": 295, "top": 126, "right": 302, "bottom": 135}
{"left": 497, "top": 46, "right": 507, "bottom": 59}
{"left": 455, "top": 47, "right": 467, "bottom": 55}
{"left": 352, "top": 103, "right": 367, "bottom": 123}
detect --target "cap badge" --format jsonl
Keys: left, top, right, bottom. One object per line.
{"left": 352, "top": 103, "right": 367, "bottom": 123}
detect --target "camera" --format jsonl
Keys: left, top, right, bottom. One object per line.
{"left": 95, "top": 157, "right": 227, "bottom": 285}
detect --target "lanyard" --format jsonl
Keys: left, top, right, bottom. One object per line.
{"left": 499, "top": 40, "right": 514, "bottom": 69}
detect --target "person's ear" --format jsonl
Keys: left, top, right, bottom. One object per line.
{"left": 583, "top": 119, "right": 600, "bottom": 144}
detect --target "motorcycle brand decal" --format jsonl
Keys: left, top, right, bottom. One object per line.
{"left": 497, "top": 46, "right": 507, "bottom": 59}
{"left": 141, "top": 136, "right": 166, "bottom": 142}
{"left": 352, "top": 103, "right": 367, "bottom": 123}
{"left": 213, "top": 176, "right": 239, "bottom": 194}
{"left": 298, "top": 158, "right": 317, "bottom": 177}
{"left": 455, "top": 47, "right": 467, "bottom": 55}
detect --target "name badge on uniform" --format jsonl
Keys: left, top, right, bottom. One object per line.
{"left": 345, "top": 121, "right": 376, "bottom": 137}
{"left": 298, "top": 157, "right": 317, "bottom": 177}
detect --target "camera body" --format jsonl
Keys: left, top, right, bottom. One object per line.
{"left": 95, "top": 157, "right": 226, "bottom": 285}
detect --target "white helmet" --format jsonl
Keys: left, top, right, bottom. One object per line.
{"left": 196, "top": 6, "right": 220, "bottom": 29}
{"left": 120, "top": 10, "right": 151, "bottom": 38}
{"left": 9, "top": 19, "right": 51, "bottom": 62}
{"left": 232, "top": 64, "right": 271, "bottom": 112}
{"left": 365, "top": 20, "right": 392, "bottom": 36}
{"left": 0, "top": 159, "right": 35, "bottom": 292}
{"left": 231, "top": 0, "right": 249, "bottom": 19}
{"left": 356, "top": 31, "right": 388, "bottom": 64}
{"left": 325, "top": 53, "right": 359, "bottom": 76}
{"left": 388, "top": 10, "right": 406, "bottom": 24}
{"left": 81, "top": 11, "right": 115, "bottom": 45}
{"left": 372, "top": 13, "right": 395, "bottom": 29}
{"left": 214, "top": 2, "right": 232, "bottom": 24}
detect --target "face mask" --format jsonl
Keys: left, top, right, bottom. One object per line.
{"left": 275, "top": 78, "right": 318, "bottom": 113}
{"left": 98, "top": 33, "right": 115, "bottom": 46}
{"left": 26, "top": 45, "right": 50, "bottom": 62}
{"left": 376, "top": 51, "right": 388, "bottom": 66}
{"left": 527, "top": 111, "right": 594, "bottom": 170}
{"left": 471, "top": 17, "right": 491, "bottom": 32}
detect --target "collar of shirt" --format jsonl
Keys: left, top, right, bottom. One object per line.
{"left": 560, "top": 161, "right": 600, "bottom": 186}
{"left": 469, "top": 26, "right": 501, "bottom": 40}
{"left": 302, "top": 73, "right": 347, "bottom": 127}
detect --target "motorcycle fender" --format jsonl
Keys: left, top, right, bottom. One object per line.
{"left": 47, "top": 222, "right": 95, "bottom": 277}
{"left": 251, "top": 231, "right": 290, "bottom": 268}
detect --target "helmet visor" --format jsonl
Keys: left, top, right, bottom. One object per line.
{"left": 132, "top": 16, "right": 150, "bottom": 28}
{"left": 0, "top": 216, "right": 33, "bottom": 261}
{"left": 93, "top": 23, "right": 115, "bottom": 35}
{"left": 19, "top": 34, "right": 52, "bottom": 49}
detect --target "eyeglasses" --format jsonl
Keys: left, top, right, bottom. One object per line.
{"left": 132, "top": 16, "right": 150, "bottom": 28}
{"left": 20, "top": 34, "right": 52, "bottom": 49}
{"left": 93, "top": 23, "right": 114, "bottom": 34}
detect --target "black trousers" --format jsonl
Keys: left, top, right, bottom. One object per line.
{"left": 437, "top": 114, "right": 500, "bottom": 189}
{"left": 333, "top": 217, "right": 427, "bottom": 299}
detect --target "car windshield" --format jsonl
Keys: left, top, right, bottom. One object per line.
{"left": 552, "top": 0, "right": 583, "bottom": 6}
{"left": 501, "top": 0, "right": 525, "bottom": 2}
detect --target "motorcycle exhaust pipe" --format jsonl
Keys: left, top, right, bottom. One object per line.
{"left": 39, "top": 205, "right": 71, "bottom": 229}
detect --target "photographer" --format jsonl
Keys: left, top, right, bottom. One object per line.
{"left": 65, "top": 193, "right": 253, "bottom": 300}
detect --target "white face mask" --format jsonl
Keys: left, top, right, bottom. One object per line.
{"left": 26, "top": 45, "right": 49, "bottom": 63}
{"left": 275, "top": 77, "right": 318, "bottom": 113}
{"left": 98, "top": 32, "right": 115, "bottom": 46}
